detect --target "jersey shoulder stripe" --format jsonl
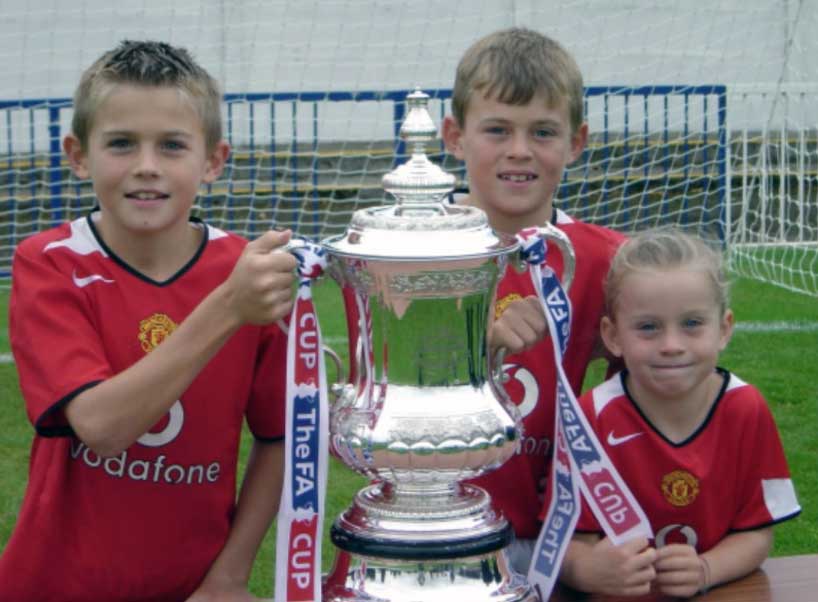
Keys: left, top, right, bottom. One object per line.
{"left": 591, "top": 373, "right": 625, "bottom": 417}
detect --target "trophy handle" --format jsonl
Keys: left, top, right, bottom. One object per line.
{"left": 488, "top": 346, "right": 522, "bottom": 424}
{"left": 323, "top": 344, "right": 349, "bottom": 402}
{"left": 513, "top": 222, "right": 576, "bottom": 293}
{"left": 280, "top": 238, "right": 350, "bottom": 401}
{"left": 490, "top": 223, "right": 575, "bottom": 416}
{"left": 281, "top": 235, "right": 307, "bottom": 253}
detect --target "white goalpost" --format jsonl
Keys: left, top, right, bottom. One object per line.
{"left": 1, "top": 0, "right": 816, "bottom": 296}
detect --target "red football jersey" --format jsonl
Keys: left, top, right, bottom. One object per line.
{"left": 575, "top": 370, "right": 801, "bottom": 551}
{"left": 469, "top": 209, "right": 626, "bottom": 538}
{"left": 1, "top": 214, "right": 287, "bottom": 602}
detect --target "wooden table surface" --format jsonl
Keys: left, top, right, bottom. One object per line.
{"left": 554, "top": 554, "right": 818, "bottom": 602}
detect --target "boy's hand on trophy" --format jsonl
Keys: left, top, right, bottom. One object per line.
{"left": 223, "top": 229, "right": 298, "bottom": 326}
{"left": 488, "top": 295, "right": 547, "bottom": 353}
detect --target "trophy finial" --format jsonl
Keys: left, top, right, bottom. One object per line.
{"left": 399, "top": 88, "right": 438, "bottom": 152}
{"left": 381, "top": 88, "right": 456, "bottom": 208}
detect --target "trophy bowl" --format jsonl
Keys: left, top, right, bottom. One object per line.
{"left": 324, "top": 202, "right": 521, "bottom": 555}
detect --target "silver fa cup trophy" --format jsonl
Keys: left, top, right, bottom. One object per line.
{"left": 319, "top": 89, "right": 574, "bottom": 602}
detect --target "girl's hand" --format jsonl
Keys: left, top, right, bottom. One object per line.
{"left": 585, "top": 536, "right": 657, "bottom": 597}
{"left": 654, "top": 543, "right": 706, "bottom": 598}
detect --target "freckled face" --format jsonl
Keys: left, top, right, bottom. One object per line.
{"left": 443, "top": 92, "right": 586, "bottom": 234}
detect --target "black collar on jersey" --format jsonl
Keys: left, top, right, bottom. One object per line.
{"left": 619, "top": 366, "right": 730, "bottom": 448}
{"left": 84, "top": 208, "right": 210, "bottom": 287}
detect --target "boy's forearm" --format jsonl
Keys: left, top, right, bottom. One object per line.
{"left": 201, "top": 439, "right": 284, "bottom": 590}
{"left": 700, "top": 528, "right": 772, "bottom": 590}
{"left": 66, "top": 230, "right": 295, "bottom": 457}
{"left": 66, "top": 283, "right": 242, "bottom": 456}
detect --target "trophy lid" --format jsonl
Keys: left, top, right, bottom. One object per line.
{"left": 323, "top": 89, "right": 517, "bottom": 261}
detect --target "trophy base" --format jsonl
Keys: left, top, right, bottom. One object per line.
{"left": 322, "top": 548, "right": 538, "bottom": 602}
{"left": 333, "top": 481, "right": 511, "bottom": 556}
{"left": 330, "top": 521, "right": 513, "bottom": 561}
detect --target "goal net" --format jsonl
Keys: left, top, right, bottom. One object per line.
{"left": 1, "top": 0, "right": 816, "bottom": 296}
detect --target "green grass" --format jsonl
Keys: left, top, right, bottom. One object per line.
{"left": 729, "top": 244, "right": 818, "bottom": 298}
{"left": 719, "top": 278, "right": 818, "bottom": 556}
{"left": 1, "top": 275, "right": 816, "bottom": 596}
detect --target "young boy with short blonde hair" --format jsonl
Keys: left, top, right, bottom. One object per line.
{"left": 1, "top": 40, "right": 296, "bottom": 601}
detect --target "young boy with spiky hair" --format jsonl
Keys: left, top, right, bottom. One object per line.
{"left": 1, "top": 40, "right": 296, "bottom": 601}
{"left": 440, "top": 27, "right": 627, "bottom": 574}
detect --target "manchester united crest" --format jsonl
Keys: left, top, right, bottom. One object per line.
{"left": 661, "top": 470, "right": 700, "bottom": 507}
{"left": 138, "top": 313, "right": 178, "bottom": 353}
{"left": 495, "top": 293, "right": 524, "bottom": 319}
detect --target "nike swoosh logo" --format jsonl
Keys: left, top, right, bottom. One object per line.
{"left": 606, "top": 431, "right": 644, "bottom": 446}
{"left": 72, "top": 269, "right": 115, "bottom": 288}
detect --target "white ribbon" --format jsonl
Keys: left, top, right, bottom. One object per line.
{"left": 518, "top": 229, "right": 653, "bottom": 601}
{"left": 275, "top": 242, "right": 329, "bottom": 602}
